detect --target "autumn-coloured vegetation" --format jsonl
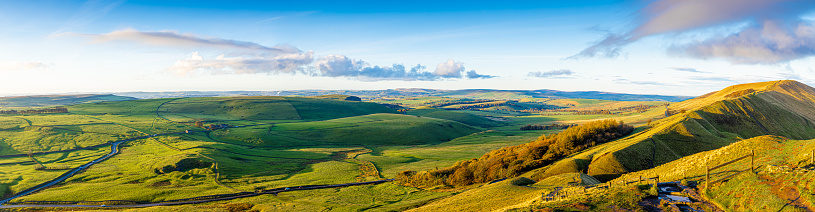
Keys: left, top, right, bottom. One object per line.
{"left": 397, "top": 119, "right": 633, "bottom": 188}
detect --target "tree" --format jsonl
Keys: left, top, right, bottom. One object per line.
{"left": 195, "top": 121, "right": 203, "bottom": 128}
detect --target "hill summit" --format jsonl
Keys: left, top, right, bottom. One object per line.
{"left": 535, "top": 80, "right": 815, "bottom": 181}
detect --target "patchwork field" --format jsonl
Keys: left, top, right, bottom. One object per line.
{"left": 0, "top": 91, "right": 675, "bottom": 211}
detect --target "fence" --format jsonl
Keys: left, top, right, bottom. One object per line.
{"left": 706, "top": 150, "right": 754, "bottom": 190}
{"left": 541, "top": 175, "right": 661, "bottom": 202}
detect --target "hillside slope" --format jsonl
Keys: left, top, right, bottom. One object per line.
{"left": 536, "top": 80, "right": 815, "bottom": 181}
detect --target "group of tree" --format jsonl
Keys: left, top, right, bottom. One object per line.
{"left": 523, "top": 104, "right": 660, "bottom": 115}
{"left": 0, "top": 106, "right": 68, "bottom": 114}
{"left": 519, "top": 123, "right": 577, "bottom": 131}
{"left": 443, "top": 101, "right": 509, "bottom": 110}
{"left": 425, "top": 99, "right": 493, "bottom": 108}
{"left": 615, "top": 104, "right": 661, "bottom": 113}
{"left": 572, "top": 110, "right": 616, "bottom": 115}
{"left": 397, "top": 119, "right": 634, "bottom": 188}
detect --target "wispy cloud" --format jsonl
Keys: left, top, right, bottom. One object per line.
{"left": 669, "top": 20, "right": 815, "bottom": 64}
{"left": 168, "top": 51, "right": 314, "bottom": 76}
{"left": 63, "top": 29, "right": 299, "bottom": 53}
{"left": 0, "top": 61, "right": 51, "bottom": 71}
{"left": 571, "top": 0, "right": 815, "bottom": 64}
{"left": 685, "top": 76, "right": 739, "bottom": 83}
{"left": 465, "top": 70, "right": 494, "bottom": 79}
{"left": 613, "top": 78, "right": 671, "bottom": 86}
{"left": 55, "top": 0, "right": 125, "bottom": 33}
{"left": 66, "top": 29, "right": 314, "bottom": 76}
{"left": 669, "top": 67, "right": 708, "bottom": 73}
{"left": 527, "top": 69, "right": 573, "bottom": 78}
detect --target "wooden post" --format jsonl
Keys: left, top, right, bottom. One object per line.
{"left": 706, "top": 165, "right": 710, "bottom": 190}
{"left": 751, "top": 150, "right": 755, "bottom": 173}
{"left": 639, "top": 176, "right": 642, "bottom": 184}
{"left": 811, "top": 149, "right": 813, "bottom": 165}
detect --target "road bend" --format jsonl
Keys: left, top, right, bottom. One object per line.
{"left": 0, "top": 132, "right": 183, "bottom": 205}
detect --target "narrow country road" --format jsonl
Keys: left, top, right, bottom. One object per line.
{"left": 0, "top": 132, "right": 185, "bottom": 205}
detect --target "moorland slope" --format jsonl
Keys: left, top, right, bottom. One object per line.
{"left": 536, "top": 80, "right": 815, "bottom": 181}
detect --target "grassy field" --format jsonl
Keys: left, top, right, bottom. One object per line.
{"left": 212, "top": 113, "right": 480, "bottom": 147}
{"left": 0, "top": 88, "right": 700, "bottom": 211}
{"left": 407, "top": 178, "right": 543, "bottom": 212}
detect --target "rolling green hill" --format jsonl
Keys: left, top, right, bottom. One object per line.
{"left": 406, "top": 108, "right": 504, "bottom": 128}
{"left": 212, "top": 113, "right": 481, "bottom": 147}
{"left": 534, "top": 80, "right": 815, "bottom": 181}
{"left": 158, "top": 96, "right": 396, "bottom": 123}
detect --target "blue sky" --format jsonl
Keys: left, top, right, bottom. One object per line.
{"left": 1, "top": 0, "right": 814, "bottom": 96}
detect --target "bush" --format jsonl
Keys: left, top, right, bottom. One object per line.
{"left": 680, "top": 179, "right": 689, "bottom": 187}
{"left": 648, "top": 185, "right": 659, "bottom": 196}
{"left": 509, "top": 177, "right": 537, "bottom": 186}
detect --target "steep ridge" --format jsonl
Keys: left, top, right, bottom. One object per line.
{"left": 536, "top": 80, "right": 815, "bottom": 181}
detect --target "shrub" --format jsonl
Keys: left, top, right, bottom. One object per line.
{"left": 648, "top": 185, "right": 659, "bottom": 196}
{"left": 509, "top": 177, "right": 537, "bottom": 186}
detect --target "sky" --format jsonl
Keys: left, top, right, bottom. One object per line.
{"left": 1, "top": 0, "right": 815, "bottom": 96}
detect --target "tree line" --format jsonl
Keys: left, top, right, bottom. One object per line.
{"left": 0, "top": 106, "right": 68, "bottom": 114}
{"left": 519, "top": 123, "right": 576, "bottom": 131}
{"left": 396, "top": 119, "right": 634, "bottom": 188}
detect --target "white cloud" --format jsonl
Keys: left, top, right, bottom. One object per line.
{"left": 0, "top": 62, "right": 51, "bottom": 71}
{"left": 433, "top": 59, "right": 465, "bottom": 78}
{"left": 314, "top": 55, "right": 366, "bottom": 77}
{"left": 313, "top": 56, "right": 493, "bottom": 81}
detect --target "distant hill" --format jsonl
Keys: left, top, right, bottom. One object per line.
{"left": 534, "top": 80, "right": 815, "bottom": 181}
{"left": 114, "top": 89, "right": 691, "bottom": 102}
{"left": 0, "top": 94, "right": 135, "bottom": 109}
{"left": 441, "top": 89, "right": 691, "bottom": 102}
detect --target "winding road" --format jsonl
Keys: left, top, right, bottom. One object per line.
{"left": 0, "top": 128, "right": 396, "bottom": 208}
{"left": 0, "top": 132, "right": 185, "bottom": 205}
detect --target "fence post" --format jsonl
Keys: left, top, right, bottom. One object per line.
{"left": 751, "top": 150, "right": 755, "bottom": 173}
{"left": 639, "top": 175, "right": 642, "bottom": 185}
{"left": 811, "top": 149, "right": 813, "bottom": 165}
{"left": 652, "top": 177, "right": 657, "bottom": 190}
{"left": 706, "top": 165, "right": 710, "bottom": 191}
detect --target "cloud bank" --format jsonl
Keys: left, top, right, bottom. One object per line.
{"left": 314, "top": 56, "right": 492, "bottom": 81}
{"left": 528, "top": 69, "right": 573, "bottom": 78}
{"left": 72, "top": 29, "right": 494, "bottom": 80}
{"left": 573, "top": 0, "right": 815, "bottom": 64}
